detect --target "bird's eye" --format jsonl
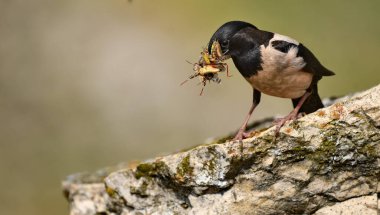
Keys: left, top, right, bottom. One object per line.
{"left": 221, "top": 40, "right": 229, "bottom": 47}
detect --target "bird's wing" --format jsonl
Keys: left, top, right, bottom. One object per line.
{"left": 271, "top": 40, "right": 298, "bottom": 53}
{"left": 271, "top": 40, "right": 335, "bottom": 77}
{"left": 297, "top": 43, "right": 335, "bottom": 76}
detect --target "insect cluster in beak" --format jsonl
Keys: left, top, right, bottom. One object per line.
{"left": 180, "top": 41, "right": 231, "bottom": 95}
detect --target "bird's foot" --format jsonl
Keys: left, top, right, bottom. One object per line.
{"left": 273, "top": 112, "right": 305, "bottom": 136}
{"left": 272, "top": 112, "right": 305, "bottom": 124}
{"left": 232, "top": 130, "right": 251, "bottom": 141}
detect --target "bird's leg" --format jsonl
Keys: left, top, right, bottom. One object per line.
{"left": 274, "top": 91, "right": 312, "bottom": 135}
{"left": 233, "top": 103, "right": 257, "bottom": 141}
{"left": 233, "top": 90, "right": 261, "bottom": 141}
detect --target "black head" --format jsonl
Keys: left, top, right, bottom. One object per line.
{"left": 208, "top": 21, "right": 257, "bottom": 54}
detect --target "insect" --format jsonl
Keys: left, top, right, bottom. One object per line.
{"left": 180, "top": 41, "right": 231, "bottom": 95}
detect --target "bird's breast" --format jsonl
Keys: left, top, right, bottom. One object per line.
{"left": 246, "top": 41, "right": 312, "bottom": 98}
{"left": 246, "top": 69, "right": 313, "bottom": 98}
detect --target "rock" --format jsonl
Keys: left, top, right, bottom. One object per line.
{"left": 314, "top": 194, "right": 377, "bottom": 215}
{"left": 63, "top": 84, "right": 380, "bottom": 215}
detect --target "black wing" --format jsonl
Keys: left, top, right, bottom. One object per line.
{"left": 271, "top": 40, "right": 298, "bottom": 53}
{"left": 271, "top": 40, "right": 334, "bottom": 77}
{"left": 297, "top": 43, "right": 335, "bottom": 77}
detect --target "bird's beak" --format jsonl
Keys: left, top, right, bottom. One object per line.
{"left": 200, "top": 40, "right": 230, "bottom": 65}
{"left": 210, "top": 40, "right": 231, "bottom": 61}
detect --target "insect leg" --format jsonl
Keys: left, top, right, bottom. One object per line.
{"left": 199, "top": 80, "right": 206, "bottom": 96}
{"left": 225, "top": 63, "right": 232, "bottom": 77}
{"left": 180, "top": 79, "right": 189, "bottom": 86}
{"left": 180, "top": 73, "right": 199, "bottom": 86}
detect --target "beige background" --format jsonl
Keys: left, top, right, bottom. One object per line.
{"left": 1, "top": 0, "right": 380, "bottom": 214}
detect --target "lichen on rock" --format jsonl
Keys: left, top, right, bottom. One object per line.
{"left": 63, "top": 84, "right": 380, "bottom": 215}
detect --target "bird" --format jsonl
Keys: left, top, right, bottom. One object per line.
{"left": 206, "top": 21, "right": 335, "bottom": 141}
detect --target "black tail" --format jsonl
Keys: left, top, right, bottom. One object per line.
{"left": 292, "top": 85, "right": 324, "bottom": 114}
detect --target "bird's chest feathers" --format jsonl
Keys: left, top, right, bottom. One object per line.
{"left": 246, "top": 42, "right": 312, "bottom": 99}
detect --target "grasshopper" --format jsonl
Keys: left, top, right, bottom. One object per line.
{"left": 181, "top": 41, "right": 231, "bottom": 95}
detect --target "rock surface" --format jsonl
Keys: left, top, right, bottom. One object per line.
{"left": 63, "top": 84, "right": 380, "bottom": 215}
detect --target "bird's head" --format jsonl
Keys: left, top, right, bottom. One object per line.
{"left": 180, "top": 21, "right": 257, "bottom": 95}
{"left": 207, "top": 21, "right": 257, "bottom": 59}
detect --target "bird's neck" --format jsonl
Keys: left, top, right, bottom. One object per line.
{"left": 231, "top": 53, "right": 261, "bottom": 78}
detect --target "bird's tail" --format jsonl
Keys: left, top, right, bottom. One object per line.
{"left": 292, "top": 85, "right": 324, "bottom": 114}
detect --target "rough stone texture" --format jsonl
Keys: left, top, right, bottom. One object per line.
{"left": 314, "top": 194, "right": 377, "bottom": 215}
{"left": 63, "top": 84, "right": 380, "bottom": 215}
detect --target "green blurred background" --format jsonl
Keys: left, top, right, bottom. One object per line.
{"left": 1, "top": 0, "right": 379, "bottom": 214}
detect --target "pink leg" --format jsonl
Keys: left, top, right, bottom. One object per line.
{"left": 233, "top": 102, "right": 257, "bottom": 141}
{"left": 274, "top": 91, "right": 311, "bottom": 135}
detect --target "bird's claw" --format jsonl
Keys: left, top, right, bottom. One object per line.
{"left": 232, "top": 131, "right": 251, "bottom": 141}
{"left": 273, "top": 112, "right": 305, "bottom": 136}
